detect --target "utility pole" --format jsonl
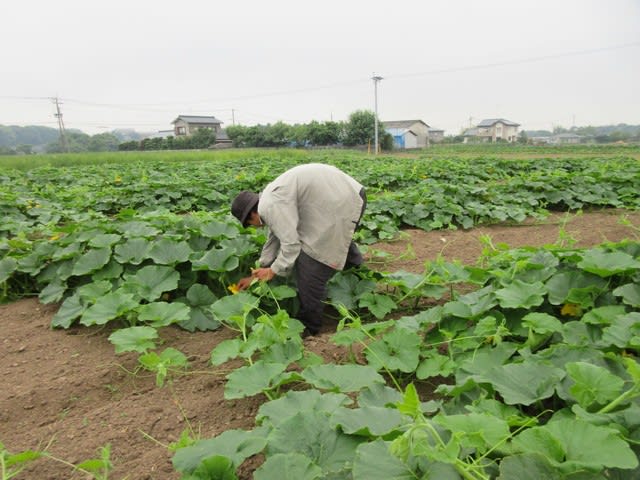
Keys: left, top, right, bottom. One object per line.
{"left": 372, "top": 73, "right": 383, "bottom": 154}
{"left": 232, "top": 109, "right": 235, "bottom": 126}
{"left": 52, "top": 97, "right": 69, "bottom": 152}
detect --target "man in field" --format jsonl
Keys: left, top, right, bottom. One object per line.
{"left": 231, "top": 163, "right": 367, "bottom": 337}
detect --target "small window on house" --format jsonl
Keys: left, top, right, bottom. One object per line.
{"left": 177, "top": 126, "right": 186, "bottom": 135}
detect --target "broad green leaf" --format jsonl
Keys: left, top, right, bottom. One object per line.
{"left": 581, "top": 305, "right": 626, "bottom": 325}
{"left": 172, "top": 428, "right": 267, "bottom": 474}
{"left": 113, "top": 238, "right": 152, "bottom": 265}
{"left": 327, "top": 272, "right": 376, "bottom": 309}
{"left": 51, "top": 293, "right": 85, "bottom": 328}
{"left": 357, "top": 383, "right": 403, "bottom": 409}
{"left": 91, "top": 259, "right": 123, "bottom": 280}
{"left": 352, "top": 440, "right": 418, "bottom": 480}
{"left": 566, "top": 362, "right": 625, "bottom": 408}
{"left": 614, "top": 283, "right": 640, "bottom": 307}
{"left": 330, "top": 405, "right": 405, "bottom": 437}
{"left": 256, "top": 390, "right": 352, "bottom": 428}
{"left": 210, "top": 292, "right": 259, "bottom": 323}
{"left": 497, "top": 453, "right": 562, "bottom": 480}
{"left": 435, "top": 412, "right": 510, "bottom": 453}
{"left": 266, "top": 410, "right": 361, "bottom": 473}
{"left": 77, "top": 280, "right": 114, "bottom": 303}
{"left": 0, "top": 257, "right": 17, "bottom": 283}
{"left": 108, "top": 326, "right": 158, "bottom": 354}
{"left": 443, "top": 286, "right": 497, "bottom": 319}
{"left": 495, "top": 280, "right": 546, "bottom": 309}
{"left": 88, "top": 233, "right": 121, "bottom": 248}
{"left": 522, "top": 312, "right": 563, "bottom": 334}
{"left": 395, "top": 383, "right": 421, "bottom": 418}
{"left": 210, "top": 338, "right": 243, "bottom": 365}
{"left": 476, "top": 361, "right": 566, "bottom": 405}
{"left": 186, "top": 284, "right": 217, "bottom": 306}
{"left": 578, "top": 249, "right": 640, "bottom": 277}
{"left": 514, "top": 418, "right": 638, "bottom": 471}
{"left": 365, "top": 327, "right": 420, "bottom": 373}
{"left": 416, "top": 352, "right": 457, "bottom": 379}
{"left": 358, "top": 292, "right": 397, "bottom": 319}
{"left": 200, "top": 220, "right": 239, "bottom": 239}
{"left": 254, "top": 453, "right": 322, "bottom": 480}
{"left": 137, "top": 301, "right": 191, "bottom": 327}
{"left": 192, "top": 246, "right": 239, "bottom": 272}
{"left": 183, "top": 455, "right": 237, "bottom": 480}
{"left": 466, "top": 399, "right": 535, "bottom": 427}
{"left": 224, "top": 361, "right": 287, "bottom": 399}
{"left": 179, "top": 306, "right": 221, "bottom": 332}
{"left": 38, "top": 280, "right": 66, "bottom": 304}
{"left": 601, "top": 312, "right": 640, "bottom": 348}
{"left": 148, "top": 238, "right": 192, "bottom": 265}
{"left": 122, "top": 265, "right": 180, "bottom": 301}
{"left": 80, "top": 290, "right": 138, "bottom": 326}
{"left": 302, "top": 364, "right": 385, "bottom": 393}
{"left": 72, "top": 248, "right": 112, "bottom": 276}
{"left": 545, "top": 271, "right": 607, "bottom": 307}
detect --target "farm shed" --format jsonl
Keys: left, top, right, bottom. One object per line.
{"left": 383, "top": 120, "right": 431, "bottom": 147}
{"left": 386, "top": 127, "right": 418, "bottom": 149}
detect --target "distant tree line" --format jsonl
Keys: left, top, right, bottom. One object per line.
{"left": 119, "top": 110, "right": 394, "bottom": 152}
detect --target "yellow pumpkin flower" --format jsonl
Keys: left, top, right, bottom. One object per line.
{"left": 227, "top": 283, "right": 240, "bottom": 295}
{"left": 561, "top": 303, "right": 582, "bottom": 317}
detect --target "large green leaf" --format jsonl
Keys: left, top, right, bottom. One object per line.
{"left": 614, "top": 283, "right": 640, "bottom": 307}
{"left": 545, "top": 271, "right": 607, "bottom": 307}
{"left": 113, "top": 238, "right": 152, "bottom": 265}
{"left": 513, "top": 418, "right": 638, "bottom": 472}
{"left": 435, "top": 412, "right": 511, "bottom": 453}
{"left": 365, "top": 327, "right": 420, "bottom": 373}
{"left": 80, "top": 290, "right": 139, "bottom": 326}
{"left": 88, "top": 233, "right": 122, "bottom": 248}
{"left": 182, "top": 455, "right": 237, "bottom": 480}
{"left": 147, "top": 238, "right": 193, "bottom": 265}
{"left": 495, "top": 280, "right": 546, "bottom": 309}
{"left": 327, "top": 272, "right": 376, "bottom": 310}
{"left": 122, "top": 265, "right": 180, "bottom": 302}
{"left": 200, "top": 220, "right": 239, "bottom": 239}
{"left": 266, "top": 410, "right": 362, "bottom": 474}
{"left": 72, "top": 248, "right": 112, "bottom": 276}
{"left": 330, "top": 405, "right": 405, "bottom": 437}
{"left": 0, "top": 257, "right": 17, "bottom": 283}
{"left": 51, "top": 293, "right": 85, "bottom": 328}
{"left": 358, "top": 292, "right": 397, "bottom": 319}
{"left": 192, "top": 247, "right": 239, "bottom": 272}
{"left": 497, "top": 453, "right": 562, "bottom": 480}
{"left": 136, "top": 301, "right": 191, "bottom": 327}
{"left": 186, "top": 284, "right": 218, "bottom": 306}
{"left": 254, "top": 453, "right": 322, "bottom": 480}
{"left": 352, "top": 440, "right": 419, "bottom": 480}
{"left": 256, "top": 390, "right": 352, "bottom": 428}
{"left": 578, "top": 249, "right": 640, "bottom": 277}
{"left": 301, "top": 364, "right": 385, "bottom": 393}
{"left": 210, "top": 292, "right": 259, "bottom": 324}
{"left": 601, "top": 312, "right": 640, "bottom": 348}
{"left": 224, "top": 361, "right": 289, "bottom": 399}
{"left": 108, "top": 326, "right": 158, "bottom": 353}
{"left": 172, "top": 428, "right": 268, "bottom": 474}
{"left": 565, "top": 362, "right": 625, "bottom": 408}
{"left": 476, "top": 361, "right": 566, "bottom": 405}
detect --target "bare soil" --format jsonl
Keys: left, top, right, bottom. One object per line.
{"left": 2, "top": 209, "right": 639, "bottom": 479}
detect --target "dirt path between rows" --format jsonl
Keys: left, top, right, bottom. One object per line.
{"left": 2, "top": 209, "right": 639, "bottom": 479}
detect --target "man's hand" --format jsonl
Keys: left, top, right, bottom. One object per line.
{"left": 237, "top": 276, "right": 254, "bottom": 291}
{"left": 251, "top": 267, "right": 276, "bottom": 282}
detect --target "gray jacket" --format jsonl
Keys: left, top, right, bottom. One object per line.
{"left": 257, "top": 163, "right": 364, "bottom": 275}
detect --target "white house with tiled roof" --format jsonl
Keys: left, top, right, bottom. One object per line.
{"left": 463, "top": 118, "right": 520, "bottom": 143}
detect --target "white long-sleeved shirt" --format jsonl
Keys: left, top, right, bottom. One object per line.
{"left": 257, "top": 163, "right": 364, "bottom": 276}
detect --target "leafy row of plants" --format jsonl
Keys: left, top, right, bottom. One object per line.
{"left": 165, "top": 240, "right": 640, "bottom": 479}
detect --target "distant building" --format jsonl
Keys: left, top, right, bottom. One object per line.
{"left": 150, "top": 130, "right": 175, "bottom": 139}
{"left": 428, "top": 127, "right": 445, "bottom": 143}
{"left": 463, "top": 118, "right": 520, "bottom": 143}
{"left": 171, "top": 115, "right": 224, "bottom": 137}
{"left": 383, "top": 120, "right": 431, "bottom": 147}
{"left": 386, "top": 127, "right": 418, "bottom": 149}
{"left": 550, "top": 133, "right": 583, "bottom": 144}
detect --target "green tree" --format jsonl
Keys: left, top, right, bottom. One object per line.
{"left": 88, "top": 133, "right": 120, "bottom": 152}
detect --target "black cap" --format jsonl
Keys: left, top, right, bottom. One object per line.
{"left": 231, "top": 191, "right": 259, "bottom": 226}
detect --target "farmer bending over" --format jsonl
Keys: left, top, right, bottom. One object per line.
{"left": 231, "top": 163, "right": 366, "bottom": 337}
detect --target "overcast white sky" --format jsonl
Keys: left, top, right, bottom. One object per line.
{"left": 2, "top": 0, "right": 639, "bottom": 135}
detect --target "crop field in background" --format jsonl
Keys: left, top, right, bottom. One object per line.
{"left": 1, "top": 144, "right": 640, "bottom": 479}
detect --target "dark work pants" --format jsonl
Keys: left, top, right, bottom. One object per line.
{"left": 295, "top": 188, "right": 367, "bottom": 333}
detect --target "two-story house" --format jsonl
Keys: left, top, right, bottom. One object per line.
{"left": 171, "top": 115, "right": 224, "bottom": 137}
{"left": 463, "top": 118, "right": 520, "bottom": 143}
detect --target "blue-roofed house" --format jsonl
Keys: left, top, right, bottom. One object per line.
{"left": 463, "top": 118, "right": 520, "bottom": 143}
{"left": 386, "top": 127, "right": 418, "bottom": 149}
